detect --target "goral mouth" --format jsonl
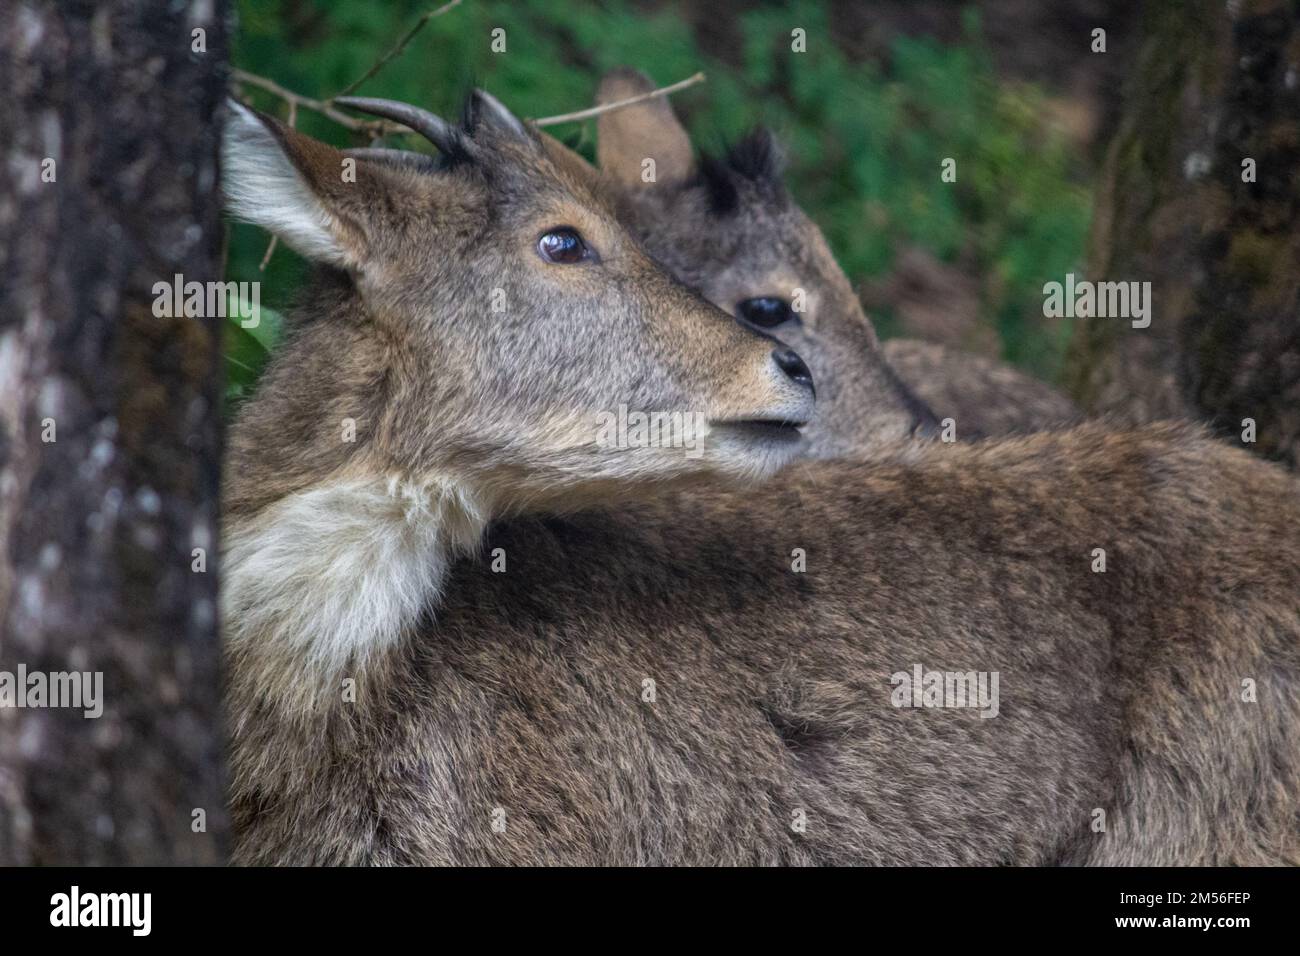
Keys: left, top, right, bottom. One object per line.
{"left": 710, "top": 418, "right": 808, "bottom": 441}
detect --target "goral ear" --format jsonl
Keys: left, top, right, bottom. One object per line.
{"left": 222, "top": 100, "right": 372, "bottom": 268}
{"left": 539, "top": 131, "right": 602, "bottom": 190}
{"left": 596, "top": 68, "right": 694, "bottom": 190}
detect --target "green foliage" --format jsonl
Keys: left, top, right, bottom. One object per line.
{"left": 223, "top": 298, "right": 284, "bottom": 410}
{"left": 228, "top": 0, "right": 1090, "bottom": 384}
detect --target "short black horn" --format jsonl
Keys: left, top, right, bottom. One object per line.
{"left": 335, "top": 96, "right": 459, "bottom": 155}
{"left": 342, "top": 147, "right": 438, "bottom": 171}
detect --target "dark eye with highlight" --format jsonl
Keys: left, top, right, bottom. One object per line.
{"left": 537, "top": 227, "right": 593, "bottom": 264}
{"left": 736, "top": 296, "right": 795, "bottom": 329}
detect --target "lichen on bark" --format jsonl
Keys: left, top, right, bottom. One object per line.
{"left": 0, "top": 0, "right": 229, "bottom": 864}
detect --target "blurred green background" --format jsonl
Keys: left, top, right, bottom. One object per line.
{"left": 227, "top": 0, "right": 1108, "bottom": 404}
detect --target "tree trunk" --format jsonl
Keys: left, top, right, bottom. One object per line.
{"left": 1065, "top": 0, "right": 1300, "bottom": 469}
{"left": 0, "top": 0, "right": 228, "bottom": 864}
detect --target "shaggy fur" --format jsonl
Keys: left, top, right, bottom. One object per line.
{"left": 881, "top": 339, "right": 1082, "bottom": 439}
{"left": 223, "top": 95, "right": 1299, "bottom": 866}
{"left": 229, "top": 424, "right": 1300, "bottom": 865}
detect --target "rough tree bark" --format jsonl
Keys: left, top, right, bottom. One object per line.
{"left": 0, "top": 0, "right": 228, "bottom": 863}
{"left": 1065, "top": 0, "right": 1300, "bottom": 469}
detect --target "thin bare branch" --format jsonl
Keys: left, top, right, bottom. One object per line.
{"left": 258, "top": 230, "right": 280, "bottom": 272}
{"left": 232, "top": 69, "right": 414, "bottom": 138}
{"left": 259, "top": 100, "right": 297, "bottom": 271}
{"left": 532, "top": 72, "right": 706, "bottom": 128}
{"left": 335, "top": 0, "right": 465, "bottom": 97}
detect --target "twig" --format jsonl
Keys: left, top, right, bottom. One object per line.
{"left": 236, "top": 1, "right": 465, "bottom": 130}
{"left": 232, "top": 69, "right": 414, "bottom": 138}
{"left": 258, "top": 230, "right": 279, "bottom": 272}
{"left": 335, "top": 0, "right": 464, "bottom": 97}
{"left": 259, "top": 100, "right": 297, "bottom": 271}
{"left": 236, "top": 4, "right": 467, "bottom": 276}
{"left": 532, "top": 72, "right": 705, "bottom": 127}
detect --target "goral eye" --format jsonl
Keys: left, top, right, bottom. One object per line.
{"left": 737, "top": 296, "right": 795, "bottom": 329}
{"left": 537, "top": 227, "right": 592, "bottom": 264}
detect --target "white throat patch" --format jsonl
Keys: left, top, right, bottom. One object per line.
{"left": 222, "top": 476, "right": 486, "bottom": 704}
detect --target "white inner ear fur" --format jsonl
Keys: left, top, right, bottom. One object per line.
{"left": 222, "top": 101, "right": 348, "bottom": 266}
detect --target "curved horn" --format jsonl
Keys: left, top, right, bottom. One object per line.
{"left": 334, "top": 96, "right": 459, "bottom": 154}
{"left": 343, "top": 147, "right": 438, "bottom": 172}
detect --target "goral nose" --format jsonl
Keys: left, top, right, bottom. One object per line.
{"left": 772, "top": 347, "right": 815, "bottom": 397}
